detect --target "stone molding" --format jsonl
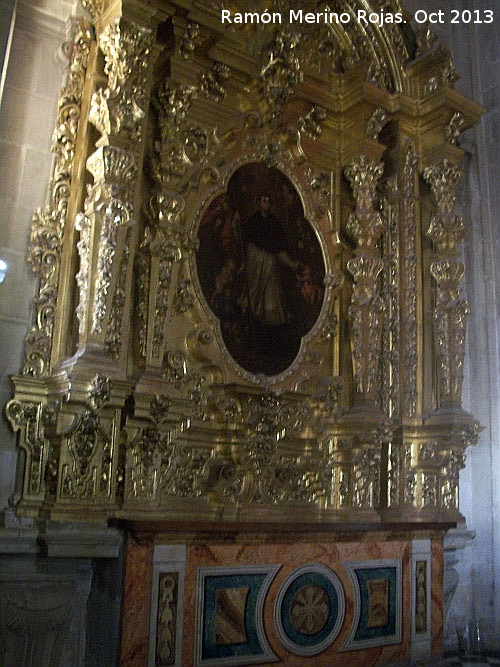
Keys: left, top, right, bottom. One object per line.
{"left": 0, "top": 509, "right": 122, "bottom": 557}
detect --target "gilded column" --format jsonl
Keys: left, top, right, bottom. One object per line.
{"left": 423, "top": 159, "right": 468, "bottom": 408}
{"left": 344, "top": 156, "right": 385, "bottom": 402}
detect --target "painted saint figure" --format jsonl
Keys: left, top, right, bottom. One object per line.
{"left": 196, "top": 163, "right": 325, "bottom": 376}
{"left": 239, "top": 194, "right": 299, "bottom": 327}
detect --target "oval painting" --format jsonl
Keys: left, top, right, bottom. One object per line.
{"left": 196, "top": 163, "right": 325, "bottom": 376}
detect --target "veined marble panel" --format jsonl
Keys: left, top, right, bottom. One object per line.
{"left": 340, "top": 559, "right": 402, "bottom": 651}
{"left": 182, "top": 540, "right": 412, "bottom": 665}
{"left": 431, "top": 538, "right": 444, "bottom": 656}
{"left": 194, "top": 564, "right": 280, "bottom": 666}
{"left": 120, "top": 539, "right": 153, "bottom": 666}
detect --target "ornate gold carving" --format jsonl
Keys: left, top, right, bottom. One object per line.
{"left": 380, "top": 175, "right": 400, "bottom": 419}
{"left": 6, "top": 401, "right": 54, "bottom": 500}
{"left": 155, "top": 83, "right": 197, "bottom": 132}
{"left": 445, "top": 112, "right": 465, "bottom": 145}
{"left": 23, "top": 20, "right": 92, "bottom": 376}
{"left": 8, "top": 0, "right": 482, "bottom": 525}
{"left": 60, "top": 375, "right": 113, "bottom": 500}
{"left": 421, "top": 473, "right": 437, "bottom": 508}
{"left": 345, "top": 157, "right": 385, "bottom": 397}
{"left": 321, "top": 313, "right": 338, "bottom": 341}
{"left": 200, "top": 63, "right": 230, "bottom": 102}
{"left": 307, "top": 169, "right": 331, "bottom": 221}
{"left": 387, "top": 442, "right": 400, "bottom": 507}
{"left": 173, "top": 279, "right": 193, "bottom": 314}
{"left": 443, "top": 54, "right": 459, "bottom": 86}
{"left": 125, "top": 393, "right": 210, "bottom": 502}
{"left": 404, "top": 443, "right": 416, "bottom": 507}
{"left": 152, "top": 83, "right": 200, "bottom": 185}
{"left": 75, "top": 213, "right": 91, "bottom": 335}
{"left": 441, "top": 450, "right": 465, "bottom": 509}
{"left": 423, "top": 160, "right": 468, "bottom": 404}
{"left": 260, "top": 28, "right": 302, "bottom": 110}
{"left": 423, "top": 76, "right": 439, "bottom": 96}
{"left": 91, "top": 20, "right": 153, "bottom": 142}
{"left": 79, "top": 19, "right": 155, "bottom": 350}
{"left": 402, "top": 141, "right": 418, "bottom": 416}
{"left": 85, "top": 146, "right": 137, "bottom": 334}
{"left": 92, "top": 199, "right": 130, "bottom": 334}
{"left": 223, "top": 0, "right": 409, "bottom": 94}
{"left": 210, "top": 391, "right": 314, "bottom": 505}
{"left": 366, "top": 108, "right": 388, "bottom": 141}
{"left": 105, "top": 227, "right": 132, "bottom": 358}
{"left": 353, "top": 445, "right": 381, "bottom": 508}
{"left": 178, "top": 23, "right": 200, "bottom": 60}
{"left": 139, "top": 193, "right": 191, "bottom": 359}
{"left": 415, "top": 23, "right": 437, "bottom": 57}
{"left": 81, "top": 0, "right": 103, "bottom": 22}
{"left": 345, "top": 158, "right": 385, "bottom": 247}
{"left": 422, "top": 50, "right": 458, "bottom": 96}
{"left": 88, "top": 373, "right": 113, "bottom": 409}
{"left": 24, "top": 209, "right": 62, "bottom": 377}
{"left": 299, "top": 105, "right": 327, "bottom": 140}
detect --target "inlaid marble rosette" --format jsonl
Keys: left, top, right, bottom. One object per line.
{"left": 274, "top": 563, "right": 345, "bottom": 656}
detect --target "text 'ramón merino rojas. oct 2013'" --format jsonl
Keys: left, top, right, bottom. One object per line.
{"left": 221, "top": 8, "right": 404, "bottom": 26}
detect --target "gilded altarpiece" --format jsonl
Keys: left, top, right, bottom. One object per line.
{"left": 7, "top": 0, "right": 482, "bottom": 530}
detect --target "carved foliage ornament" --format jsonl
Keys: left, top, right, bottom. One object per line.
{"left": 61, "top": 375, "right": 113, "bottom": 500}
{"left": 227, "top": 0, "right": 410, "bottom": 94}
{"left": 151, "top": 77, "right": 221, "bottom": 186}
{"left": 260, "top": 28, "right": 303, "bottom": 110}
{"left": 137, "top": 194, "right": 198, "bottom": 360}
{"left": 213, "top": 391, "right": 313, "bottom": 505}
{"left": 90, "top": 20, "right": 153, "bottom": 141}
{"left": 380, "top": 174, "right": 400, "bottom": 419}
{"left": 81, "top": 145, "right": 137, "bottom": 337}
{"left": 126, "top": 394, "right": 208, "bottom": 502}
